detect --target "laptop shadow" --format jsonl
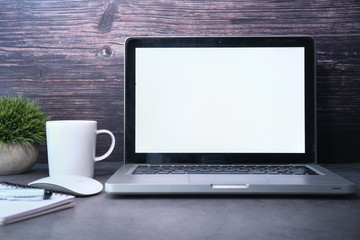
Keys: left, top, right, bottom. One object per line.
{"left": 106, "top": 192, "right": 359, "bottom": 200}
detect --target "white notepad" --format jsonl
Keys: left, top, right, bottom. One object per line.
{"left": 0, "top": 182, "right": 75, "bottom": 225}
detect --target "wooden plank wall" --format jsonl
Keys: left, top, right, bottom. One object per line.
{"left": 0, "top": 0, "right": 359, "bottom": 163}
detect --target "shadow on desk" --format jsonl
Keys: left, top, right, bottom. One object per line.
{"left": 107, "top": 192, "right": 359, "bottom": 200}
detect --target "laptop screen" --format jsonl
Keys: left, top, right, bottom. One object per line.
{"left": 136, "top": 47, "right": 304, "bottom": 153}
{"left": 125, "top": 37, "right": 315, "bottom": 164}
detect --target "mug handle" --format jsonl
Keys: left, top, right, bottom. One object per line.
{"left": 95, "top": 130, "right": 115, "bottom": 162}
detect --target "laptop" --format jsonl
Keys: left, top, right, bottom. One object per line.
{"left": 105, "top": 36, "right": 355, "bottom": 195}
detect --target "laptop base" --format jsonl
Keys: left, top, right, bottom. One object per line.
{"left": 105, "top": 164, "right": 355, "bottom": 195}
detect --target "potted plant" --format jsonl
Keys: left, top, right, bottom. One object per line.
{"left": 0, "top": 95, "right": 50, "bottom": 175}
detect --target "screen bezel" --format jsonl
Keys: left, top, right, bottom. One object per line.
{"left": 124, "top": 36, "right": 316, "bottom": 164}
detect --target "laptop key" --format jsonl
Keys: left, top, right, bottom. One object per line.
{"left": 171, "top": 170, "right": 186, "bottom": 174}
{"left": 250, "top": 170, "right": 266, "bottom": 174}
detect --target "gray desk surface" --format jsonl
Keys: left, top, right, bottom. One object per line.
{"left": 1, "top": 163, "right": 360, "bottom": 240}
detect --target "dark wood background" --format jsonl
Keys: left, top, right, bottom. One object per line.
{"left": 0, "top": 0, "right": 359, "bottom": 163}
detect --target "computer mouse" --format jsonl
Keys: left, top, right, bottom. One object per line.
{"left": 29, "top": 175, "right": 103, "bottom": 197}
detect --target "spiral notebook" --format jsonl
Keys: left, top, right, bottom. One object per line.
{"left": 0, "top": 181, "right": 75, "bottom": 225}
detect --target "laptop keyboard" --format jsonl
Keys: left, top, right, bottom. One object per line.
{"left": 133, "top": 165, "right": 318, "bottom": 175}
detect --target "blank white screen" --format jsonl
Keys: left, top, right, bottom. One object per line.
{"left": 135, "top": 47, "right": 305, "bottom": 153}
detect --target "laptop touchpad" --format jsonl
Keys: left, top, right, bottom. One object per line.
{"left": 188, "top": 175, "right": 269, "bottom": 184}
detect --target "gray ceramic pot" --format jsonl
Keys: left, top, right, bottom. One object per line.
{"left": 0, "top": 143, "right": 39, "bottom": 175}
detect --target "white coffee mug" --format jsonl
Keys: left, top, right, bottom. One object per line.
{"left": 46, "top": 120, "right": 115, "bottom": 178}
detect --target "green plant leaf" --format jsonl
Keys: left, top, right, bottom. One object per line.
{"left": 0, "top": 95, "right": 51, "bottom": 145}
